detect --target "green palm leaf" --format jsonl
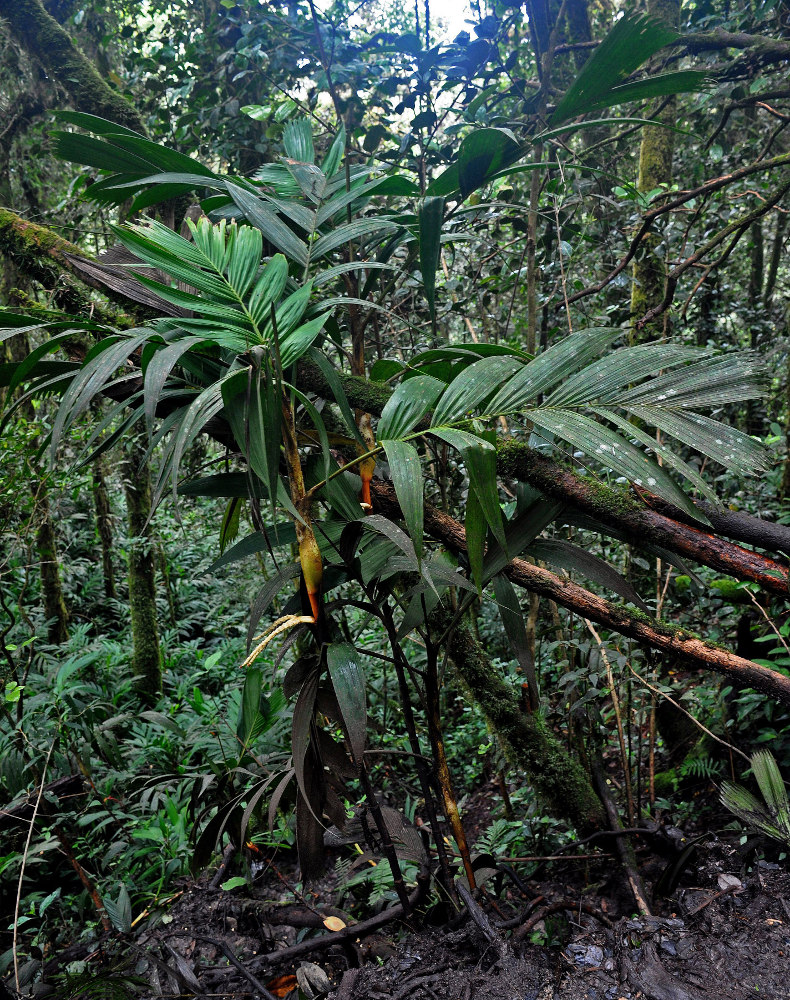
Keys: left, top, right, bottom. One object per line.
{"left": 549, "top": 12, "right": 705, "bottom": 125}
{"left": 528, "top": 407, "right": 702, "bottom": 519}
{"left": 544, "top": 342, "right": 703, "bottom": 408}
{"left": 486, "top": 328, "right": 620, "bottom": 413}
{"left": 625, "top": 406, "right": 767, "bottom": 476}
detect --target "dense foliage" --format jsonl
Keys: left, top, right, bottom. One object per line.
{"left": 2, "top": 0, "right": 790, "bottom": 994}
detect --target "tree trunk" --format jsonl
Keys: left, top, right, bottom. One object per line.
{"left": 0, "top": 0, "right": 146, "bottom": 134}
{"left": 630, "top": 0, "right": 681, "bottom": 342}
{"left": 33, "top": 480, "right": 69, "bottom": 644}
{"left": 91, "top": 453, "right": 116, "bottom": 601}
{"left": 122, "top": 439, "right": 161, "bottom": 701}
{"left": 446, "top": 616, "right": 605, "bottom": 835}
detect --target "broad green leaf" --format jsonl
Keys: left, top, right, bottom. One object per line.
{"left": 236, "top": 667, "right": 263, "bottom": 748}
{"left": 487, "top": 328, "right": 620, "bottom": 414}
{"left": 50, "top": 131, "right": 159, "bottom": 174}
{"left": 492, "top": 573, "right": 538, "bottom": 694}
{"left": 321, "top": 124, "right": 345, "bottom": 178}
{"left": 226, "top": 223, "right": 263, "bottom": 299}
{"left": 430, "top": 427, "right": 506, "bottom": 551}
{"left": 528, "top": 408, "right": 702, "bottom": 519}
{"left": 418, "top": 197, "right": 445, "bottom": 321}
{"left": 560, "top": 71, "right": 709, "bottom": 121}
{"left": 544, "top": 342, "right": 703, "bottom": 408}
{"left": 292, "top": 669, "right": 321, "bottom": 811}
{"left": 219, "top": 497, "right": 242, "bottom": 555}
{"left": 284, "top": 161, "right": 326, "bottom": 204}
{"left": 432, "top": 355, "right": 524, "bottom": 426}
{"left": 465, "top": 488, "right": 486, "bottom": 592}
{"left": 752, "top": 751, "right": 790, "bottom": 836}
{"left": 283, "top": 118, "right": 316, "bottom": 164}
{"left": 378, "top": 375, "right": 445, "bottom": 439}
{"left": 312, "top": 260, "right": 396, "bottom": 288}
{"left": 7, "top": 331, "right": 76, "bottom": 394}
{"left": 550, "top": 12, "right": 680, "bottom": 125}
{"left": 590, "top": 407, "right": 718, "bottom": 507}
{"left": 279, "top": 313, "right": 330, "bottom": 367}
{"left": 211, "top": 524, "right": 297, "bottom": 571}
{"left": 226, "top": 182, "right": 309, "bottom": 266}
{"left": 221, "top": 877, "right": 249, "bottom": 892}
{"left": 529, "top": 539, "right": 648, "bottom": 610}
{"left": 361, "top": 515, "right": 419, "bottom": 570}
{"left": 305, "top": 346, "right": 366, "bottom": 447}
{"left": 50, "top": 330, "right": 152, "bottom": 459}
{"left": 458, "top": 127, "right": 522, "bottom": 198}
{"left": 178, "top": 472, "right": 267, "bottom": 498}
{"left": 53, "top": 109, "right": 144, "bottom": 138}
{"left": 616, "top": 354, "right": 766, "bottom": 411}
{"left": 311, "top": 218, "right": 398, "bottom": 260}
{"left": 382, "top": 440, "right": 425, "bottom": 561}
{"left": 481, "top": 497, "right": 565, "bottom": 583}
{"left": 249, "top": 254, "right": 289, "bottom": 327}
{"left": 273, "top": 283, "right": 312, "bottom": 338}
{"left": 142, "top": 336, "right": 207, "bottom": 433}
{"left": 156, "top": 378, "right": 231, "bottom": 509}
{"left": 326, "top": 642, "right": 367, "bottom": 766}
{"left": 625, "top": 406, "right": 768, "bottom": 477}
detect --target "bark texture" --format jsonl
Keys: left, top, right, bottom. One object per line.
{"left": 446, "top": 616, "right": 606, "bottom": 834}
{"left": 630, "top": 0, "right": 681, "bottom": 340}
{"left": 0, "top": 0, "right": 146, "bottom": 133}
{"left": 32, "top": 481, "right": 69, "bottom": 644}
{"left": 370, "top": 480, "right": 790, "bottom": 707}
{"left": 122, "top": 439, "right": 161, "bottom": 700}
{"left": 91, "top": 453, "right": 116, "bottom": 600}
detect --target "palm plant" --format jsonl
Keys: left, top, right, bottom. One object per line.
{"left": 0, "top": 13, "right": 767, "bottom": 887}
{"left": 721, "top": 751, "right": 790, "bottom": 848}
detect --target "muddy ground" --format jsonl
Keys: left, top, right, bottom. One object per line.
{"left": 25, "top": 830, "right": 790, "bottom": 1000}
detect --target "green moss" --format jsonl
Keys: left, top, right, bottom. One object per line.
{"left": 652, "top": 770, "right": 676, "bottom": 796}
{"left": 496, "top": 439, "right": 641, "bottom": 519}
{"left": 711, "top": 578, "right": 752, "bottom": 604}
{"left": 447, "top": 616, "right": 605, "bottom": 834}
{"left": 123, "top": 442, "right": 162, "bottom": 702}
{"left": 8, "top": 0, "right": 145, "bottom": 134}
{"left": 573, "top": 472, "right": 640, "bottom": 514}
{"left": 297, "top": 360, "right": 393, "bottom": 418}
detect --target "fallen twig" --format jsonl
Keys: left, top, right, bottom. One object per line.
{"left": 247, "top": 874, "right": 430, "bottom": 971}
{"left": 513, "top": 897, "right": 614, "bottom": 941}
{"left": 208, "top": 843, "right": 236, "bottom": 889}
{"left": 188, "top": 935, "right": 278, "bottom": 1000}
{"left": 591, "top": 760, "right": 652, "bottom": 918}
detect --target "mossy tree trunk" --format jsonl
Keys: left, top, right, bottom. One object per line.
{"left": 630, "top": 0, "right": 681, "bottom": 342}
{"left": 122, "top": 438, "right": 161, "bottom": 701}
{"left": 446, "top": 617, "right": 605, "bottom": 835}
{"left": 32, "top": 480, "right": 69, "bottom": 644}
{"left": 0, "top": 0, "right": 146, "bottom": 134}
{"left": 91, "top": 453, "right": 116, "bottom": 601}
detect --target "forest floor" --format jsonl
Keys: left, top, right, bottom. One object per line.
{"left": 35, "top": 827, "right": 790, "bottom": 1000}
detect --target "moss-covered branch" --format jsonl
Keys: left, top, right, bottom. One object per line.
{"left": 0, "top": 208, "right": 154, "bottom": 324}
{"left": 371, "top": 480, "right": 790, "bottom": 707}
{"left": 0, "top": 208, "right": 131, "bottom": 322}
{"left": 299, "top": 363, "right": 790, "bottom": 592}
{"left": 0, "top": 0, "right": 146, "bottom": 133}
